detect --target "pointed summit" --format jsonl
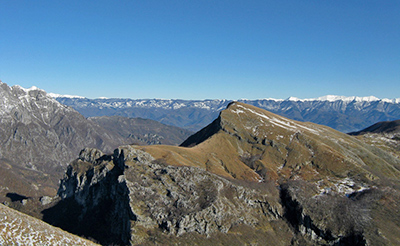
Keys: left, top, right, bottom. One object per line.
{"left": 139, "top": 102, "right": 400, "bottom": 183}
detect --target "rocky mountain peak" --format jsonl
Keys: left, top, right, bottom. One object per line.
{"left": 0, "top": 82, "right": 125, "bottom": 199}
{"left": 181, "top": 101, "right": 322, "bottom": 148}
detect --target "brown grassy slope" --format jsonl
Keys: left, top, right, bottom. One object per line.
{"left": 137, "top": 102, "right": 400, "bottom": 186}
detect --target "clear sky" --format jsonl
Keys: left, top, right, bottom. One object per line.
{"left": 1, "top": 1, "right": 399, "bottom": 100}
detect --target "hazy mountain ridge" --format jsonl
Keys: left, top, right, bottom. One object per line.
{"left": 89, "top": 116, "right": 193, "bottom": 145}
{"left": 55, "top": 95, "right": 400, "bottom": 132}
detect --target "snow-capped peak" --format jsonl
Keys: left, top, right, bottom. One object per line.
{"left": 13, "top": 85, "right": 46, "bottom": 93}
{"left": 287, "top": 96, "right": 302, "bottom": 101}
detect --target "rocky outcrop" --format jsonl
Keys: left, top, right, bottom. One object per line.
{"left": 45, "top": 146, "right": 289, "bottom": 245}
{"left": 279, "top": 182, "right": 369, "bottom": 246}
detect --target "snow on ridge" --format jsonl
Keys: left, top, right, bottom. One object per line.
{"left": 48, "top": 92, "right": 85, "bottom": 99}
{"left": 241, "top": 98, "right": 284, "bottom": 102}
{"left": 13, "top": 85, "right": 46, "bottom": 94}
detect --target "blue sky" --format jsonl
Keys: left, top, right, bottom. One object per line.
{"left": 1, "top": 1, "right": 399, "bottom": 99}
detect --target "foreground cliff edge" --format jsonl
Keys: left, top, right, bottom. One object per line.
{"left": 43, "top": 102, "right": 400, "bottom": 245}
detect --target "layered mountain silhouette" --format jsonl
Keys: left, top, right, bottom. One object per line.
{"left": 55, "top": 95, "right": 400, "bottom": 132}
{"left": 45, "top": 102, "right": 400, "bottom": 245}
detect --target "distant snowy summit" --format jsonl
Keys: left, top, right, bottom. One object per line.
{"left": 49, "top": 90, "right": 400, "bottom": 104}
{"left": 48, "top": 92, "right": 85, "bottom": 99}
{"left": 285, "top": 95, "right": 400, "bottom": 103}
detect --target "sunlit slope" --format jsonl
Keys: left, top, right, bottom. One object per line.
{"left": 137, "top": 102, "right": 400, "bottom": 185}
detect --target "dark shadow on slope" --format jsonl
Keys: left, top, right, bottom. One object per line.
{"left": 180, "top": 116, "right": 222, "bottom": 147}
{"left": 6, "top": 192, "right": 29, "bottom": 202}
{"left": 42, "top": 155, "right": 135, "bottom": 246}
{"left": 42, "top": 196, "right": 122, "bottom": 245}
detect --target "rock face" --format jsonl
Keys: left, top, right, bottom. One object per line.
{"left": 45, "top": 146, "right": 290, "bottom": 245}
{"left": 55, "top": 95, "right": 400, "bottom": 132}
{"left": 47, "top": 102, "right": 400, "bottom": 245}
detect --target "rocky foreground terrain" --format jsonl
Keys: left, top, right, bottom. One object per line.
{"left": 42, "top": 102, "right": 400, "bottom": 245}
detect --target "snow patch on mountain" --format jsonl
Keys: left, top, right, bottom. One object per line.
{"left": 234, "top": 104, "right": 320, "bottom": 134}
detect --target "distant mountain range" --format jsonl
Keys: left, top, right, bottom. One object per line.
{"left": 54, "top": 95, "right": 400, "bottom": 132}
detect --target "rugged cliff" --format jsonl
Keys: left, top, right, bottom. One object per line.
{"left": 44, "top": 146, "right": 292, "bottom": 245}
